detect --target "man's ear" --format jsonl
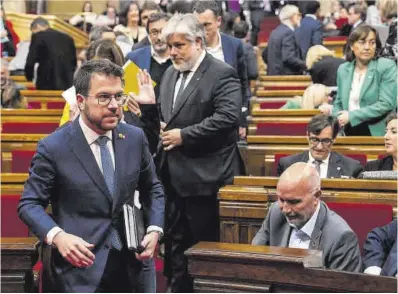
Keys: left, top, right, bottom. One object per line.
{"left": 76, "top": 94, "right": 85, "bottom": 110}
{"left": 314, "top": 190, "right": 322, "bottom": 199}
{"left": 216, "top": 16, "right": 222, "bottom": 27}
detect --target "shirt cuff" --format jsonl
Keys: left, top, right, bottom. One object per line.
{"left": 46, "top": 227, "right": 64, "bottom": 245}
{"left": 364, "top": 266, "right": 382, "bottom": 275}
{"left": 147, "top": 225, "right": 163, "bottom": 236}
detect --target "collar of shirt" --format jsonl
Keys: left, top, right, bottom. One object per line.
{"left": 185, "top": 50, "right": 206, "bottom": 75}
{"left": 79, "top": 115, "right": 113, "bottom": 146}
{"left": 289, "top": 201, "right": 321, "bottom": 238}
{"left": 306, "top": 14, "right": 317, "bottom": 20}
{"left": 151, "top": 46, "right": 170, "bottom": 64}
{"left": 206, "top": 31, "right": 222, "bottom": 52}
{"left": 308, "top": 150, "right": 330, "bottom": 166}
{"left": 284, "top": 22, "right": 295, "bottom": 31}
{"left": 353, "top": 20, "right": 362, "bottom": 28}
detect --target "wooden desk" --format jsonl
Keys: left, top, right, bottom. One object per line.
{"left": 1, "top": 237, "right": 39, "bottom": 293}
{"left": 20, "top": 90, "right": 64, "bottom": 109}
{"left": 186, "top": 242, "right": 397, "bottom": 293}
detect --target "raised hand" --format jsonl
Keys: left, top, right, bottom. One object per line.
{"left": 131, "top": 69, "right": 156, "bottom": 105}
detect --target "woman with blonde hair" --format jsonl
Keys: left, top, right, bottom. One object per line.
{"left": 306, "top": 44, "right": 345, "bottom": 86}
{"left": 281, "top": 83, "right": 332, "bottom": 114}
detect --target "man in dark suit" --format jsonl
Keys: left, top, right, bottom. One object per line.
{"left": 363, "top": 220, "right": 397, "bottom": 277}
{"left": 193, "top": 0, "right": 250, "bottom": 139}
{"left": 25, "top": 17, "right": 77, "bottom": 90}
{"left": 265, "top": 4, "right": 306, "bottom": 75}
{"left": 138, "top": 13, "right": 244, "bottom": 292}
{"left": 295, "top": 0, "right": 323, "bottom": 60}
{"left": 252, "top": 162, "right": 362, "bottom": 272}
{"left": 340, "top": 3, "right": 366, "bottom": 36}
{"left": 277, "top": 114, "right": 363, "bottom": 178}
{"left": 18, "top": 60, "right": 165, "bottom": 292}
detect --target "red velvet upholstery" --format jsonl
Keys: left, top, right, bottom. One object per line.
{"left": 47, "top": 102, "right": 65, "bottom": 109}
{"left": 259, "top": 101, "right": 287, "bottom": 109}
{"left": 256, "top": 122, "right": 307, "bottom": 136}
{"left": 1, "top": 195, "right": 29, "bottom": 237}
{"left": 344, "top": 154, "right": 367, "bottom": 167}
{"left": 263, "top": 86, "right": 307, "bottom": 91}
{"left": 332, "top": 19, "right": 348, "bottom": 30}
{"left": 327, "top": 202, "right": 393, "bottom": 253}
{"left": 2, "top": 122, "right": 58, "bottom": 134}
{"left": 11, "top": 150, "right": 36, "bottom": 173}
{"left": 28, "top": 102, "right": 42, "bottom": 109}
{"left": 378, "top": 154, "right": 388, "bottom": 160}
{"left": 324, "top": 36, "right": 347, "bottom": 42}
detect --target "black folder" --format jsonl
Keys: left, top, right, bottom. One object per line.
{"left": 123, "top": 203, "right": 145, "bottom": 253}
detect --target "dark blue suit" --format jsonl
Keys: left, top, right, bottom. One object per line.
{"left": 363, "top": 220, "right": 397, "bottom": 277}
{"left": 265, "top": 24, "right": 306, "bottom": 75}
{"left": 126, "top": 46, "right": 152, "bottom": 72}
{"left": 18, "top": 119, "right": 165, "bottom": 292}
{"left": 295, "top": 16, "right": 323, "bottom": 59}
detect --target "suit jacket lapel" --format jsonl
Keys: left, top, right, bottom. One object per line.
{"left": 162, "top": 69, "right": 179, "bottom": 123}
{"left": 279, "top": 222, "right": 292, "bottom": 247}
{"left": 358, "top": 59, "right": 376, "bottom": 103}
{"left": 342, "top": 62, "right": 355, "bottom": 110}
{"left": 221, "top": 33, "right": 233, "bottom": 65}
{"left": 112, "top": 125, "right": 127, "bottom": 212}
{"left": 309, "top": 202, "right": 327, "bottom": 250}
{"left": 66, "top": 119, "right": 113, "bottom": 205}
{"left": 327, "top": 152, "right": 342, "bottom": 178}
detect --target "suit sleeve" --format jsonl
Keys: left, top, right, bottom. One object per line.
{"left": 311, "top": 22, "right": 323, "bottom": 46}
{"left": 276, "top": 158, "right": 286, "bottom": 177}
{"left": 25, "top": 33, "right": 41, "bottom": 81}
{"left": 246, "top": 45, "right": 259, "bottom": 80}
{"left": 252, "top": 204, "right": 272, "bottom": 245}
{"left": 349, "top": 61, "right": 397, "bottom": 127}
{"left": 69, "top": 38, "right": 77, "bottom": 74}
{"left": 237, "top": 41, "right": 250, "bottom": 127}
{"left": 137, "top": 130, "right": 165, "bottom": 229}
{"left": 352, "top": 161, "right": 364, "bottom": 178}
{"left": 281, "top": 33, "right": 306, "bottom": 72}
{"left": 17, "top": 140, "right": 59, "bottom": 241}
{"left": 328, "top": 230, "right": 362, "bottom": 272}
{"left": 180, "top": 69, "right": 241, "bottom": 146}
{"left": 363, "top": 221, "right": 397, "bottom": 269}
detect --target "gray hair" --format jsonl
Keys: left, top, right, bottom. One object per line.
{"left": 162, "top": 13, "right": 206, "bottom": 48}
{"left": 278, "top": 5, "right": 299, "bottom": 25}
{"left": 89, "top": 26, "right": 113, "bottom": 43}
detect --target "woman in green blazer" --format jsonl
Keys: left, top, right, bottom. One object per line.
{"left": 333, "top": 25, "right": 397, "bottom": 136}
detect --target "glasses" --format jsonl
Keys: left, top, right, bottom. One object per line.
{"left": 149, "top": 28, "right": 162, "bottom": 37}
{"left": 84, "top": 93, "right": 128, "bottom": 106}
{"left": 309, "top": 137, "right": 333, "bottom": 146}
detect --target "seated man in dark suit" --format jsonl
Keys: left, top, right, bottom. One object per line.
{"left": 277, "top": 114, "right": 363, "bottom": 178}
{"left": 252, "top": 162, "right": 362, "bottom": 272}
{"left": 363, "top": 220, "right": 397, "bottom": 277}
{"left": 264, "top": 4, "right": 306, "bottom": 75}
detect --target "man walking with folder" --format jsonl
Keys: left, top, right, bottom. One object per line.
{"left": 18, "top": 59, "right": 165, "bottom": 293}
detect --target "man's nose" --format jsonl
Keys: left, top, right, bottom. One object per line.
{"left": 108, "top": 97, "right": 119, "bottom": 109}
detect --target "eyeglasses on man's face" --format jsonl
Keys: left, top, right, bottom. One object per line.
{"left": 83, "top": 93, "right": 128, "bottom": 106}
{"left": 149, "top": 28, "right": 162, "bottom": 37}
{"left": 309, "top": 137, "right": 333, "bottom": 146}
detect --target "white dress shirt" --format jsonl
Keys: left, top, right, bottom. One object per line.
{"left": 46, "top": 117, "right": 162, "bottom": 245}
{"left": 288, "top": 202, "right": 321, "bottom": 249}
{"left": 308, "top": 151, "right": 331, "bottom": 179}
{"left": 306, "top": 14, "right": 317, "bottom": 20}
{"left": 173, "top": 50, "right": 206, "bottom": 107}
{"left": 206, "top": 32, "right": 225, "bottom": 62}
{"left": 349, "top": 71, "right": 366, "bottom": 112}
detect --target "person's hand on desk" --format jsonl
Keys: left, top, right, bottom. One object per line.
{"left": 162, "top": 129, "right": 182, "bottom": 151}
{"left": 135, "top": 231, "right": 160, "bottom": 261}
{"left": 52, "top": 231, "right": 95, "bottom": 268}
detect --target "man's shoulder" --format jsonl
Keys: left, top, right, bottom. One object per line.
{"left": 280, "top": 152, "right": 307, "bottom": 165}
{"left": 333, "top": 151, "right": 361, "bottom": 165}
{"left": 221, "top": 33, "right": 241, "bottom": 46}
{"left": 207, "top": 54, "right": 237, "bottom": 78}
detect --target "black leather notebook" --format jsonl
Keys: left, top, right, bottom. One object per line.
{"left": 123, "top": 203, "right": 145, "bottom": 253}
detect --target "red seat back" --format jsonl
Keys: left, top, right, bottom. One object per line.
{"left": 259, "top": 101, "right": 287, "bottom": 109}
{"left": 11, "top": 150, "right": 36, "bottom": 173}
{"left": 47, "top": 102, "right": 65, "bottom": 109}
{"left": 1, "top": 195, "right": 29, "bottom": 237}
{"left": 2, "top": 122, "right": 58, "bottom": 134}
{"left": 256, "top": 123, "right": 307, "bottom": 136}
{"left": 28, "top": 101, "right": 42, "bottom": 109}
{"left": 263, "top": 86, "right": 307, "bottom": 91}
{"left": 327, "top": 202, "right": 393, "bottom": 253}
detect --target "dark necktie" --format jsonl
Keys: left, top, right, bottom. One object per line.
{"left": 173, "top": 71, "right": 190, "bottom": 110}
{"left": 96, "top": 136, "right": 122, "bottom": 250}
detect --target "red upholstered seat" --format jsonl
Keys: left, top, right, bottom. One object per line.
{"left": 324, "top": 36, "right": 347, "bottom": 42}
{"left": 259, "top": 101, "right": 287, "bottom": 109}
{"left": 263, "top": 86, "right": 307, "bottom": 91}
{"left": 47, "top": 102, "right": 65, "bottom": 109}
{"left": 1, "top": 195, "right": 29, "bottom": 237}
{"left": 327, "top": 202, "right": 393, "bottom": 253}
{"left": 344, "top": 154, "right": 367, "bottom": 167}
{"left": 28, "top": 101, "right": 42, "bottom": 109}
{"left": 256, "top": 122, "right": 307, "bottom": 136}
{"left": 11, "top": 150, "right": 36, "bottom": 173}
{"left": 2, "top": 122, "right": 58, "bottom": 134}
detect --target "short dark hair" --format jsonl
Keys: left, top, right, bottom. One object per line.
{"left": 141, "top": 0, "right": 161, "bottom": 14}
{"left": 307, "top": 114, "right": 339, "bottom": 139}
{"left": 30, "top": 17, "right": 49, "bottom": 30}
{"left": 89, "top": 25, "right": 114, "bottom": 42}
{"left": 193, "top": 0, "right": 221, "bottom": 17}
{"left": 167, "top": 0, "right": 195, "bottom": 14}
{"left": 146, "top": 12, "right": 171, "bottom": 32}
{"left": 348, "top": 3, "right": 367, "bottom": 20}
{"left": 345, "top": 24, "right": 382, "bottom": 62}
{"left": 233, "top": 21, "right": 249, "bottom": 39}
{"left": 74, "top": 59, "right": 124, "bottom": 96}
{"left": 86, "top": 39, "right": 125, "bottom": 66}
{"left": 386, "top": 112, "right": 397, "bottom": 125}
{"left": 305, "top": 1, "right": 320, "bottom": 15}
{"left": 120, "top": 1, "right": 140, "bottom": 27}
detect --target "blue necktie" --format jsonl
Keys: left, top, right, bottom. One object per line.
{"left": 96, "top": 136, "right": 123, "bottom": 250}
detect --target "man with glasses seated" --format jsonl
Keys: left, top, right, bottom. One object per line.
{"left": 276, "top": 114, "right": 363, "bottom": 178}
{"left": 252, "top": 162, "right": 362, "bottom": 272}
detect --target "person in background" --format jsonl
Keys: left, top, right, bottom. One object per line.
{"left": 333, "top": 25, "right": 397, "bottom": 136}
{"left": 25, "top": 17, "right": 76, "bottom": 90}
{"left": 365, "top": 0, "right": 381, "bottom": 26}
{"left": 89, "top": 25, "right": 116, "bottom": 42}
{"left": 264, "top": 5, "right": 306, "bottom": 75}
{"left": 363, "top": 220, "right": 397, "bottom": 277}
{"left": 69, "top": 1, "right": 97, "bottom": 33}
{"left": 0, "top": 4, "right": 19, "bottom": 57}
{"left": 114, "top": 1, "right": 147, "bottom": 44}
{"left": 131, "top": 1, "right": 162, "bottom": 51}
{"left": 379, "top": 0, "right": 397, "bottom": 62}
{"left": 253, "top": 162, "right": 362, "bottom": 272}
{"left": 233, "top": 21, "right": 258, "bottom": 81}
{"left": 221, "top": 11, "right": 240, "bottom": 36}
{"left": 364, "top": 112, "right": 397, "bottom": 171}
{"left": 281, "top": 84, "right": 332, "bottom": 115}
{"left": 95, "top": 5, "right": 119, "bottom": 28}
{"left": 247, "top": 0, "right": 275, "bottom": 46}
{"left": 340, "top": 3, "right": 366, "bottom": 36}
{"left": 1, "top": 59, "right": 27, "bottom": 108}
{"left": 167, "top": 0, "right": 195, "bottom": 15}
{"left": 306, "top": 45, "right": 345, "bottom": 86}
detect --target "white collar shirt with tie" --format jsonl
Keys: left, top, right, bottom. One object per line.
{"left": 173, "top": 50, "right": 206, "bottom": 107}
{"left": 308, "top": 151, "right": 331, "bottom": 179}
